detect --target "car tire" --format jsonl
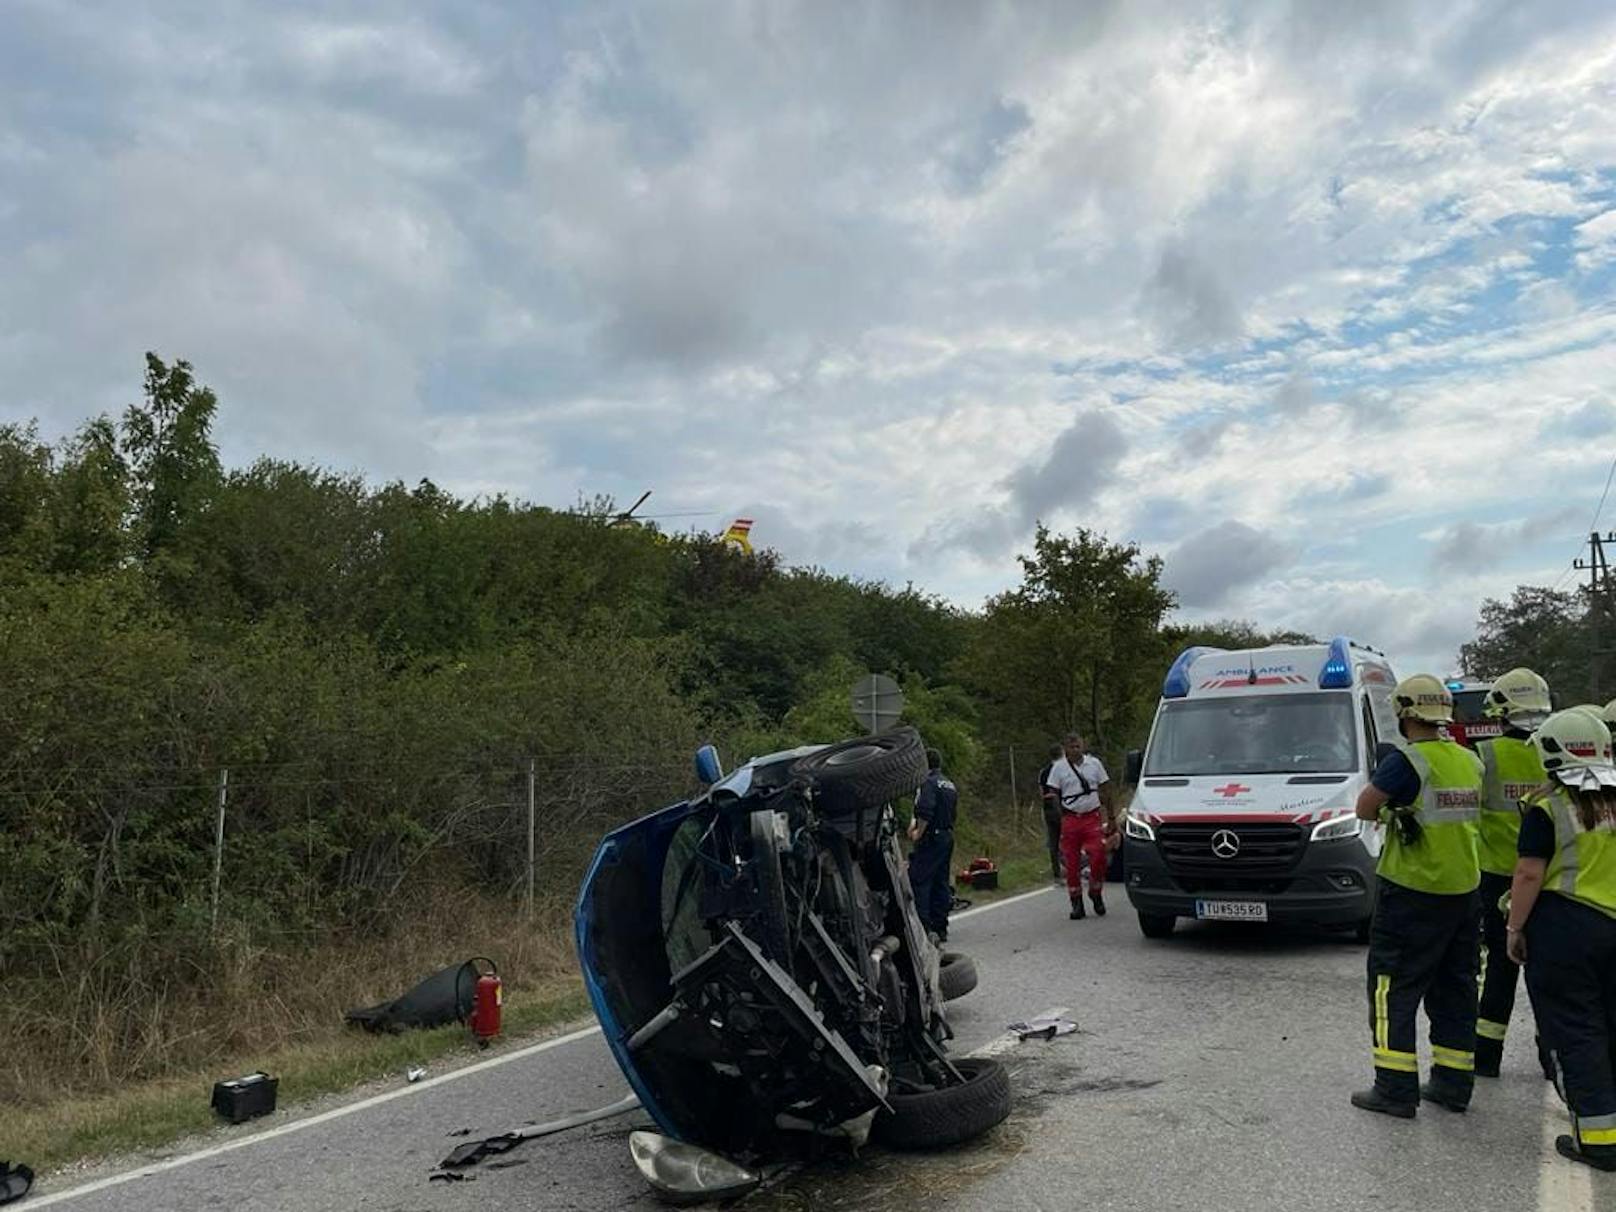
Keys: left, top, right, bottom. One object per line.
{"left": 789, "top": 727, "right": 928, "bottom": 815}
{"left": 937, "top": 951, "right": 978, "bottom": 1002}
{"left": 746, "top": 811, "right": 793, "bottom": 965}
{"left": 872, "top": 1058, "right": 1011, "bottom": 1150}
{"left": 1137, "top": 913, "right": 1176, "bottom": 940}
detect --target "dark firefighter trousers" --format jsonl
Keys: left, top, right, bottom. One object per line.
{"left": 1477, "top": 870, "right": 1520, "bottom": 1070}
{"left": 1525, "top": 892, "right": 1616, "bottom": 1162}
{"left": 908, "top": 828, "right": 954, "bottom": 939}
{"left": 1367, "top": 879, "right": 1480, "bottom": 1105}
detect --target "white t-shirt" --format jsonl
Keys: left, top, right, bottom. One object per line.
{"left": 1048, "top": 754, "right": 1108, "bottom": 813}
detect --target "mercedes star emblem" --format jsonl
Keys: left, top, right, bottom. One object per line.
{"left": 1211, "top": 829, "right": 1241, "bottom": 859}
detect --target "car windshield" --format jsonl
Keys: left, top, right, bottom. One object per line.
{"left": 1144, "top": 693, "right": 1359, "bottom": 776}
{"left": 1451, "top": 690, "right": 1489, "bottom": 724}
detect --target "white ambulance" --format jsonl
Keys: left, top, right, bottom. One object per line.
{"left": 1121, "top": 637, "right": 1400, "bottom": 941}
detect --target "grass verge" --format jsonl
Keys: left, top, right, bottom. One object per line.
{"left": 3, "top": 980, "right": 592, "bottom": 1177}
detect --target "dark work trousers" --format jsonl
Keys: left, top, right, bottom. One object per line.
{"left": 1366, "top": 878, "right": 1481, "bottom": 1105}
{"left": 1477, "top": 870, "right": 1521, "bottom": 1073}
{"left": 908, "top": 828, "right": 955, "bottom": 939}
{"left": 1525, "top": 892, "right": 1616, "bottom": 1163}
{"left": 1043, "top": 805, "right": 1063, "bottom": 880}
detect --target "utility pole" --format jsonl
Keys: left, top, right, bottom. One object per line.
{"left": 1574, "top": 531, "right": 1616, "bottom": 700}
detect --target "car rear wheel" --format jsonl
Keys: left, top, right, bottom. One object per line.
{"left": 1137, "top": 912, "right": 1176, "bottom": 940}
{"left": 872, "top": 1058, "right": 1011, "bottom": 1150}
{"left": 937, "top": 951, "right": 977, "bottom": 1002}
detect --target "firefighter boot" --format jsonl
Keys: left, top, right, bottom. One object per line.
{"left": 1474, "top": 1037, "right": 1502, "bottom": 1079}
{"left": 1351, "top": 1087, "right": 1417, "bottom": 1119}
{"left": 1420, "top": 1080, "right": 1469, "bottom": 1113}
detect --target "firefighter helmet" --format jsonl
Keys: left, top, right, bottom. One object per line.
{"left": 1532, "top": 709, "right": 1616, "bottom": 787}
{"left": 1483, "top": 667, "right": 1551, "bottom": 727}
{"left": 1393, "top": 674, "right": 1454, "bottom": 724}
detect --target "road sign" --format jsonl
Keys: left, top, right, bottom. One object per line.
{"left": 851, "top": 673, "right": 904, "bottom": 733}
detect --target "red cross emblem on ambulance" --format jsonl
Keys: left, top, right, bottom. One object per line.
{"left": 1213, "top": 783, "right": 1251, "bottom": 798}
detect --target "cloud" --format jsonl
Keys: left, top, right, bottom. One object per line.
{"left": 1545, "top": 398, "right": 1616, "bottom": 440}
{"left": 1163, "top": 520, "right": 1295, "bottom": 608}
{"left": 1429, "top": 508, "right": 1582, "bottom": 572}
{"left": 1141, "top": 242, "right": 1244, "bottom": 348}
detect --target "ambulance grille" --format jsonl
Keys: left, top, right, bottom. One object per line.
{"left": 1157, "top": 822, "right": 1305, "bottom": 883}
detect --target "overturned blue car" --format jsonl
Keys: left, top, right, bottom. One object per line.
{"left": 574, "top": 728, "right": 1007, "bottom": 1196}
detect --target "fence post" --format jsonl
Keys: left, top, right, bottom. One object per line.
{"left": 526, "top": 757, "right": 537, "bottom": 920}
{"left": 1007, "top": 744, "right": 1019, "bottom": 830}
{"left": 211, "top": 767, "right": 230, "bottom": 935}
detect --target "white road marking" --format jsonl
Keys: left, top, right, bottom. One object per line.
{"left": 971, "top": 1007, "right": 1073, "bottom": 1058}
{"left": 952, "top": 885, "right": 1057, "bottom": 921}
{"left": 1537, "top": 1079, "right": 1595, "bottom": 1212}
{"left": 34, "top": 881, "right": 1058, "bottom": 1206}
{"left": 26, "top": 1024, "right": 607, "bottom": 1209}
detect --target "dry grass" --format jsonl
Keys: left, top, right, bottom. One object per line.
{"left": 0, "top": 887, "right": 585, "bottom": 1173}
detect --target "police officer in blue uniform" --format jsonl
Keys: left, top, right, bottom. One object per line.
{"left": 908, "top": 748, "right": 958, "bottom": 943}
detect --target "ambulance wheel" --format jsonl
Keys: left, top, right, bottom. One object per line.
{"left": 938, "top": 952, "right": 978, "bottom": 1001}
{"left": 789, "top": 727, "right": 927, "bottom": 815}
{"left": 1137, "top": 913, "right": 1176, "bottom": 940}
{"left": 873, "top": 1058, "right": 1011, "bottom": 1150}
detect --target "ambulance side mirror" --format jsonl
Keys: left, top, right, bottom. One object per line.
{"left": 1124, "top": 749, "right": 1143, "bottom": 786}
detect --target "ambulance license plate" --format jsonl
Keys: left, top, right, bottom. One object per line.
{"left": 1195, "top": 900, "right": 1268, "bottom": 922}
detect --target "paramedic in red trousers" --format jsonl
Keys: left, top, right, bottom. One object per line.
{"left": 1047, "top": 733, "right": 1115, "bottom": 919}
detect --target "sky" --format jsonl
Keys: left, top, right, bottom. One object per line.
{"left": 5, "top": 1, "right": 1616, "bottom": 676}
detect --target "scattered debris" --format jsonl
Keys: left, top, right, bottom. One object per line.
{"left": 0, "top": 1161, "right": 34, "bottom": 1206}
{"left": 956, "top": 857, "right": 1000, "bottom": 889}
{"left": 1006, "top": 1017, "right": 1078, "bottom": 1042}
{"left": 406, "top": 1066, "right": 427, "bottom": 1083}
{"left": 345, "top": 957, "right": 500, "bottom": 1035}
{"left": 446, "top": 1127, "right": 473, "bottom": 1137}
{"left": 428, "top": 1170, "right": 474, "bottom": 1184}
{"left": 211, "top": 1071, "right": 278, "bottom": 1123}
{"left": 435, "top": 1093, "right": 642, "bottom": 1174}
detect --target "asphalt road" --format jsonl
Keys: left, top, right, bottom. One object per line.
{"left": 28, "top": 885, "right": 1611, "bottom": 1212}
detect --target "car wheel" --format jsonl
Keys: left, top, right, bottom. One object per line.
{"left": 937, "top": 952, "right": 978, "bottom": 1002}
{"left": 1137, "top": 913, "right": 1176, "bottom": 940}
{"left": 746, "top": 811, "right": 792, "bottom": 965}
{"left": 788, "top": 727, "right": 928, "bottom": 815}
{"left": 872, "top": 1058, "right": 1011, "bottom": 1150}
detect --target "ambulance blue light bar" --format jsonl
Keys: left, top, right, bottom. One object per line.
{"left": 1162, "top": 646, "right": 1225, "bottom": 699}
{"left": 1319, "top": 636, "right": 1353, "bottom": 689}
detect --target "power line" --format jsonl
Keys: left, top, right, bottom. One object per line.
{"left": 1554, "top": 449, "right": 1616, "bottom": 592}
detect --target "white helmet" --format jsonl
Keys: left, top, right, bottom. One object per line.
{"left": 1393, "top": 674, "right": 1454, "bottom": 724}
{"left": 1532, "top": 709, "right": 1616, "bottom": 789}
{"left": 1483, "top": 667, "right": 1551, "bottom": 728}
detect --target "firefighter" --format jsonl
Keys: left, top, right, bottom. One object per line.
{"left": 1350, "top": 674, "right": 1484, "bottom": 1118}
{"left": 1505, "top": 708, "right": 1616, "bottom": 1172}
{"left": 1473, "top": 667, "right": 1552, "bottom": 1078}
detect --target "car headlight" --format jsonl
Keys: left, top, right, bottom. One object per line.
{"left": 629, "top": 1131, "right": 760, "bottom": 1202}
{"left": 1310, "top": 813, "right": 1362, "bottom": 842}
{"left": 1124, "top": 813, "right": 1155, "bottom": 841}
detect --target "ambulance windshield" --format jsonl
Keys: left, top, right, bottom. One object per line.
{"left": 1144, "top": 693, "right": 1359, "bottom": 777}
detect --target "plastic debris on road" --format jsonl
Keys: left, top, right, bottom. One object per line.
{"left": 1007, "top": 1016, "right": 1078, "bottom": 1042}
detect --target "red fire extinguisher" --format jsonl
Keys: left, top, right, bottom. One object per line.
{"left": 466, "top": 957, "right": 502, "bottom": 1048}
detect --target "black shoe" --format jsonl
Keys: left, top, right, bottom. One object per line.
{"left": 1069, "top": 896, "right": 1086, "bottom": 920}
{"left": 1091, "top": 894, "right": 1107, "bottom": 917}
{"left": 1420, "top": 1081, "right": 1469, "bottom": 1113}
{"left": 1557, "top": 1135, "right": 1616, "bottom": 1171}
{"left": 1351, "top": 1088, "right": 1416, "bottom": 1119}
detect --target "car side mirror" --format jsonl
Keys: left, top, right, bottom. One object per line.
{"left": 1124, "top": 749, "right": 1143, "bottom": 785}
{"left": 694, "top": 745, "right": 723, "bottom": 785}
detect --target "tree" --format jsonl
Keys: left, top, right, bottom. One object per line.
{"left": 1460, "top": 585, "right": 1592, "bottom": 703}
{"left": 961, "top": 526, "right": 1175, "bottom": 766}
{"left": 121, "top": 353, "right": 222, "bottom": 565}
